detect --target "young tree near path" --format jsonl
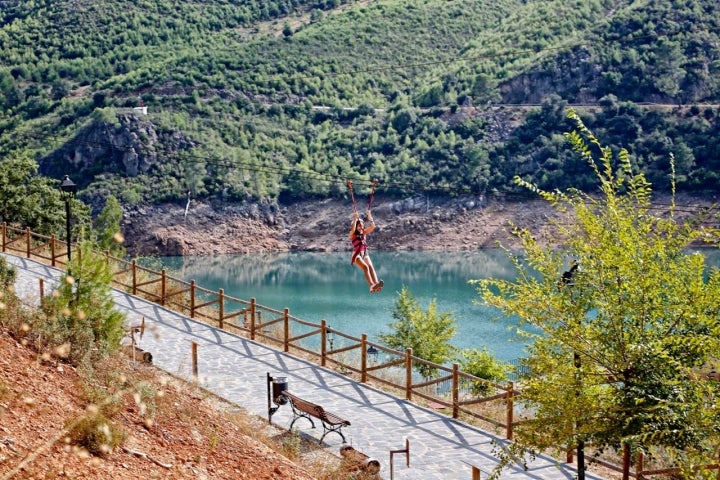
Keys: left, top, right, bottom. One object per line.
{"left": 378, "top": 286, "right": 457, "bottom": 379}
{"left": 473, "top": 110, "right": 720, "bottom": 479}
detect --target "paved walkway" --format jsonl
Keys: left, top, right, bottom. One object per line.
{"left": 4, "top": 253, "right": 601, "bottom": 480}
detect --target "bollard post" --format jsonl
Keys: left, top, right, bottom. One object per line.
{"left": 191, "top": 341, "right": 198, "bottom": 380}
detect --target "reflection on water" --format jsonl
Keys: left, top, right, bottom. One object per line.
{"left": 147, "top": 250, "right": 528, "bottom": 362}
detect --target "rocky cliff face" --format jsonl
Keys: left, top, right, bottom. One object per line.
{"left": 120, "top": 193, "right": 715, "bottom": 257}
{"left": 39, "top": 110, "right": 197, "bottom": 191}
{"left": 120, "top": 195, "right": 567, "bottom": 257}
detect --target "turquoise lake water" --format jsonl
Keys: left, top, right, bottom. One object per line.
{"left": 144, "top": 248, "right": 720, "bottom": 363}
{"left": 147, "top": 250, "right": 529, "bottom": 362}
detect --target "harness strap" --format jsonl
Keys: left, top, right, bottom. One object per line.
{"left": 346, "top": 180, "right": 358, "bottom": 216}
{"left": 367, "top": 178, "right": 378, "bottom": 213}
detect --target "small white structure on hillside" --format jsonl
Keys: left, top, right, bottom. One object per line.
{"left": 133, "top": 96, "right": 148, "bottom": 115}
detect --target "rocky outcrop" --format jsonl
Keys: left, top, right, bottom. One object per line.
{"left": 120, "top": 195, "right": 566, "bottom": 257}
{"left": 120, "top": 193, "right": 715, "bottom": 257}
{"left": 122, "top": 200, "right": 287, "bottom": 256}
{"left": 39, "top": 109, "right": 198, "bottom": 184}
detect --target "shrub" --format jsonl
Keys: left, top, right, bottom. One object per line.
{"left": 66, "top": 411, "right": 124, "bottom": 456}
{"left": 0, "top": 256, "right": 16, "bottom": 287}
{"left": 458, "top": 347, "right": 510, "bottom": 395}
{"left": 40, "top": 241, "right": 125, "bottom": 366}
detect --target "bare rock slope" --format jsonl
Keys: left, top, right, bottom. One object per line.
{"left": 122, "top": 196, "right": 564, "bottom": 257}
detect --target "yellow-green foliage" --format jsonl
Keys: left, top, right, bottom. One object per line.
{"left": 474, "top": 109, "right": 720, "bottom": 478}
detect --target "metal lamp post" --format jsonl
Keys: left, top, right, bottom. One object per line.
{"left": 59, "top": 175, "right": 76, "bottom": 263}
{"left": 562, "top": 261, "right": 585, "bottom": 480}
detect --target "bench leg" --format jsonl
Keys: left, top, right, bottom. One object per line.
{"left": 289, "top": 412, "right": 315, "bottom": 431}
{"left": 319, "top": 424, "right": 346, "bottom": 444}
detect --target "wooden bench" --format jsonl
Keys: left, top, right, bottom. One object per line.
{"left": 281, "top": 391, "right": 351, "bottom": 443}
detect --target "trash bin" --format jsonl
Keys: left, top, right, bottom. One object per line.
{"left": 272, "top": 376, "right": 288, "bottom": 405}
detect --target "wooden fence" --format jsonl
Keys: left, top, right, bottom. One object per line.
{"left": 0, "top": 223, "right": 516, "bottom": 438}
{"left": 2, "top": 222, "right": 718, "bottom": 479}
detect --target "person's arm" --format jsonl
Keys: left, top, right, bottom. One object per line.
{"left": 349, "top": 212, "right": 359, "bottom": 238}
{"left": 363, "top": 211, "right": 376, "bottom": 234}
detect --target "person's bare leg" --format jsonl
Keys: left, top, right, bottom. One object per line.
{"left": 365, "top": 257, "right": 379, "bottom": 285}
{"left": 355, "top": 257, "right": 374, "bottom": 289}
{"left": 366, "top": 257, "right": 383, "bottom": 292}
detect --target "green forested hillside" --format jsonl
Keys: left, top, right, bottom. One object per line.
{"left": 0, "top": 0, "right": 718, "bottom": 219}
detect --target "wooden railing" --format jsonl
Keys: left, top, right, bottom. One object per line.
{"left": 3, "top": 223, "right": 717, "bottom": 478}
{"left": 1, "top": 222, "right": 516, "bottom": 438}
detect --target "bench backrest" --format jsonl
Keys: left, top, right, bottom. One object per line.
{"left": 284, "top": 392, "right": 324, "bottom": 417}
{"left": 283, "top": 392, "right": 350, "bottom": 426}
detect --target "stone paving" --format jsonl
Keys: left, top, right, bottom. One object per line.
{"left": 4, "top": 253, "right": 603, "bottom": 480}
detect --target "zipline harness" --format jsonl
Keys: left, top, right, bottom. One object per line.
{"left": 346, "top": 179, "right": 378, "bottom": 218}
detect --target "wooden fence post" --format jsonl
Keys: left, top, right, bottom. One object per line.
{"left": 25, "top": 227, "right": 30, "bottom": 258}
{"left": 190, "top": 280, "right": 196, "bottom": 318}
{"left": 161, "top": 269, "right": 166, "bottom": 306}
{"left": 50, "top": 235, "right": 56, "bottom": 266}
{"left": 283, "top": 308, "right": 289, "bottom": 352}
{"left": 1, "top": 223, "right": 5, "bottom": 252}
{"left": 622, "top": 443, "right": 631, "bottom": 480}
{"left": 405, "top": 348, "right": 413, "bottom": 401}
{"left": 452, "top": 363, "right": 459, "bottom": 418}
{"left": 636, "top": 452, "right": 644, "bottom": 480}
{"left": 38, "top": 278, "right": 44, "bottom": 300}
{"left": 250, "top": 298, "right": 256, "bottom": 340}
{"left": 506, "top": 381, "right": 514, "bottom": 440}
{"left": 320, "top": 320, "right": 327, "bottom": 367}
{"left": 131, "top": 260, "right": 137, "bottom": 295}
{"left": 218, "top": 288, "right": 224, "bottom": 329}
{"left": 361, "top": 334, "right": 368, "bottom": 383}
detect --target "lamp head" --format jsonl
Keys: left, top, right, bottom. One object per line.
{"left": 60, "top": 175, "right": 76, "bottom": 195}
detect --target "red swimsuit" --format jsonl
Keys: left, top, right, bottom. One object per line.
{"left": 350, "top": 232, "right": 367, "bottom": 265}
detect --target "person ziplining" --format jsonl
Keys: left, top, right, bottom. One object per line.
{"left": 347, "top": 179, "right": 383, "bottom": 294}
